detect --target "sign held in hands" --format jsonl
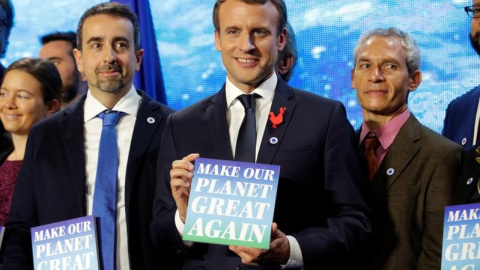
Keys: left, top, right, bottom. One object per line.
{"left": 183, "top": 158, "right": 280, "bottom": 249}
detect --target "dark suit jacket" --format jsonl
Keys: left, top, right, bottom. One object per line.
{"left": 151, "top": 79, "right": 372, "bottom": 270}
{"left": 0, "top": 91, "right": 175, "bottom": 270}
{"left": 442, "top": 86, "right": 480, "bottom": 149}
{"left": 367, "top": 115, "right": 462, "bottom": 270}
{"left": 0, "top": 131, "right": 12, "bottom": 165}
{"left": 0, "top": 63, "right": 11, "bottom": 161}
{"left": 453, "top": 145, "right": 480, "bottom": 204}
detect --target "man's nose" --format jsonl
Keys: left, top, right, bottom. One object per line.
{"left": 240, "top": 34, "right": 255, "bottom": 52}
{"left": 103, "top": 46, "right": 117, "bottom": 64}
{"left": 369, "top": 67, "right": 384, "bottom": 82}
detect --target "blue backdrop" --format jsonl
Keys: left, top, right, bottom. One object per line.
{"left": 6, "top": 0, "right": 479, "bottom": 132}
{"left": 114, "top": 0, "right": 167, "bottom": 104}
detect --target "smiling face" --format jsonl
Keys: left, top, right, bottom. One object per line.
{"left": 73, "top": 14, "right": 143, "bottom": 102}
{"left": 351, "top": 35, "right": 421, "bottom": 125}
{"left": 214, "top": 0, "right": 286, "bottom": 93}
{"left": 0, "top": 70, "right": 51, "bottom": 136}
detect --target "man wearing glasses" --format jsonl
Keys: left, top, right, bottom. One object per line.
{"left": 443, "top": 2, "right": 480, "bottom": 149}
{"left": 450, "top": 3, "right": 480, "bottom": 205}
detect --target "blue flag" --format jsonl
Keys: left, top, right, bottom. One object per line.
{"left": 112, "top": 0, "right": 167, "bottom": 104}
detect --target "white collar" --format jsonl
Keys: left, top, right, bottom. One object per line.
{"left": 84, "top": 85, "right": 141, "bottom": 123}
{"left": 225, "top": 72, "right": 277, "bottom": 108}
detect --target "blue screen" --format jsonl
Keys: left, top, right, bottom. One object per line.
{"left": 7, "top": 0, "right": 479, "bottom": 133}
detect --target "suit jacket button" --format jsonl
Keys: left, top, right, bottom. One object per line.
{"left": 236, "top": 265, "right": 243, "bottom": 270}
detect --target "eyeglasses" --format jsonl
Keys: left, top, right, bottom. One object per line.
{"left": 465, "top": 5, "right": 480, "bottom": 18}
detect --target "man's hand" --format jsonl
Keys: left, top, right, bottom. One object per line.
{"left": 170, "top": 153, "right": 199, "bottom": 223}
{"left": 229, "top": 222, "right": 290, "bottom": 265}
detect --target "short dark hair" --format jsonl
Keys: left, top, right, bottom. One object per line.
{"left": 278, "top": 22, "right": 297, "bottom": 82}
{"left": 76, "top": 2, "right": 141, "bottom": 51}
{"left": 0, "top": 0, "right": 14, "bottom": 57}
{"left": 40, "top": 31, "right": 77, "bottom": 54}
{"left": 5, "top": 58, "right": 61, "bottom": 103}
{"left": 213, "top": 0, "right": 287, "bottom": 36}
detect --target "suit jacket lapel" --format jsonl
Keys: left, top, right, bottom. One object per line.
{"left": 373, "top": 115, "right": 420, "bottom": 191}
{"left": 58, "top": 98, "right": 87, "bottom": 214}
{"left": 257, "top": 79, "right": 296, "bottom": 164}
{"left": 463, "top": 87, "right": 480, "bottom": 145}
{"left": 125, "top": 91, "right": 164, "bottom": 212}
{"left": 206, "top": 86, "right": 234, "bottom": 160}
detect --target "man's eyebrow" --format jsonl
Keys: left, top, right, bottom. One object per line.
{"left": 223, "top": 25, "right": 240, "bottom": 31}
{"left": 112, "top": 36, "right": 130, "bottom": 44}
{"left": 86, "top": 36, "right": 103, "bottom": 44}
{"left": 356, "top": 56, "right": 371, "bottom": 62}
{"left": 47, "top": 56, "right": 62, "bottom": 61}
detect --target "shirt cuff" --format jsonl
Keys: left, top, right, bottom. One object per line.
{"left": 281, "top": 235, "right": 303, "bottom": 269}
{"left": 175, "top": 209, "right": 193, "bottom": 246}
{"left": 175, "top": 209, "right": 185, "bottom": 236}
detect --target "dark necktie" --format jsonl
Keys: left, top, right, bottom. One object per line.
{"left": 235, "top": 94, "right": 257, "bottom": 162}
{"left": 92, "top": 110, "right": 125, "bottom": 270}
{"left": 362, "top": 131, "right": 380, "bottom": 180}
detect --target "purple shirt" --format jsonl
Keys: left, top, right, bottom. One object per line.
{"left": 359, "top": 108, "right": 411, "bottom": 169}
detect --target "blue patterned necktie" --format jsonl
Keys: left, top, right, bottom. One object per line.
{"left": 92, "top": 110, "right": 125, "bottom": 270}
{"left": 235, "top": 94, "right": 257, "bottom": 162}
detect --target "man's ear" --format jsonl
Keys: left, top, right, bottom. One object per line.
{"left": 277, "top": 55, "right": 293, "bottom": 76}
{"left": 73, "top": 48, "right": 84, "bottom": 74}
{"left": 408, "top": 70, "right": 422, "bottom": 92}
{"left": 351, "top": 69, "right": 356, "bottom": 89}
{"left": 277, "top": 27, "right": 287, "bottom": 52}
{"left": 135, "top": 49, "right": 144, "bottom": 72}
{"left": 215, "top": 30, "right": 221, "bottom": 52}
{"left": 45, "top": 99, "right": 60, "bottom": 116}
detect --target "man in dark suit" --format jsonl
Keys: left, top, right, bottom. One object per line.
{"left": 442, "top": 0, "right": 480, "bottom": 149}
{"left": 0, "top": 3, "right": 174, "bottom": 270}
{"left": 453, "top": 145, "right": 480, "bottom": 204}
{"left": 151, "top": 0, "right": 371, "bottom": 269}
{"left": 352, "top": 27, "right": 462, "bottom": 269}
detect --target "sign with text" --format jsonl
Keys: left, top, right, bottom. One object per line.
{"left": 442, "top": 203, "right": 480, "bottom": 269}
{"left": 183, "top": 158, "right": 280, "bottom": 249}
{"left": 31, "top": 215, "right": 100, "bottom": 270}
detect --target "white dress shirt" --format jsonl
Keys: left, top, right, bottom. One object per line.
{"left": 175, "top": 73, "right": 303, "bottom": 268}
{"left": 225, "top": 74, "right": 275, "bottom": 160}
{"left": 84, "top": 86, "right": 140, "bottom": 270}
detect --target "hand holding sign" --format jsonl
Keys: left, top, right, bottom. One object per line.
{"left": 182, "top": 158, "right": 280, "bottom": 249}
{"left": 229, "top": 222, "right": 290, "bottom": 265}
{"left": 170, "top": 153, "right": 200, "bottom": 223}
